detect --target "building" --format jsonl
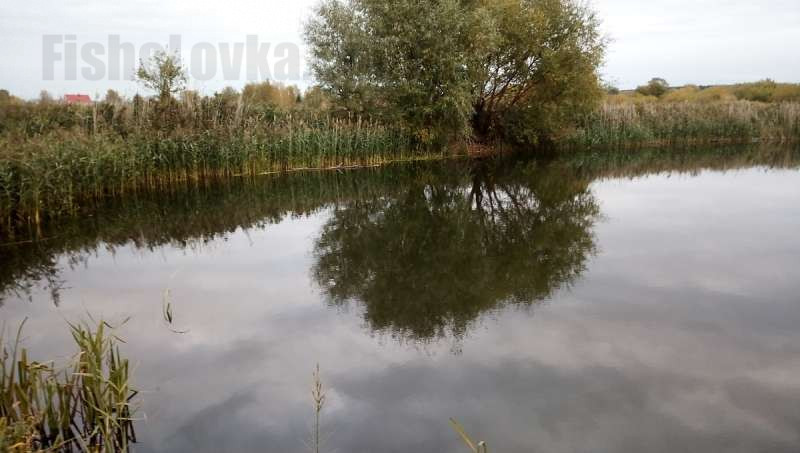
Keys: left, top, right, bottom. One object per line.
{"left": 64, "top": 94, "right": 93, "bottom": 105}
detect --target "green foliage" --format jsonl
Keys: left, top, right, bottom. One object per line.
{"left": 473, "top": 0, "right": 606, "bottom": 145}
{"left": 306, "top": 0, "right": 478, "bottom": 147}
{"left": 0, "top": 78, "right": 443, "bottom": 228}
{"left": 136, "top": 51, "right": 187, "bottom": 101}
{"left": 299, "top": 86, "right": 332, "bottom": 114}
{"left": 604, "top": 84, "right": 620, "bottom": 95}
{"left": 614, "top": 80, "right": 800, "bottom": 104}
{"left": 38, "top": 91, "right": 53, "bottom": 104}
{"left": 134, "top": 51, "right": 190, "bottom": 132}
{"left": 104, "top": 90, "right": 123, "bottom": 105}
{"left": 635, "top": 78, "right": 669, "bottom": 97}
{"left": 0, "top": 320, "right": 137, "bottom": 451}
{"left": 242, "top": 81, "right": 301, "bottom": 111}
{"left": 731, "top": 79, "right": 800, "bottom": 102}
{"left": 734, "top": 79, "right": 776, "bottom": 102}
{"left": 305, "top": 0, "right": 606, "bottom": 147}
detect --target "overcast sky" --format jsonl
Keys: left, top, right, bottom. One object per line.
{"left": 0, "top": 0, "right": 798, "bottom": 99}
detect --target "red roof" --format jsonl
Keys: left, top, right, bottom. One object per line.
{"left": 64, "top": 94, "right": 92, "bottom": 105}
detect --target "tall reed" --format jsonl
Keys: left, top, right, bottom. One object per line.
{"left": 0, "top": 121, "right": 427, "bottom": 230}
{"left": 310, "top": 364, "right": 325, "bottom": 453}
{"left": 0, "top": 319, "right": 137, "bottom": 452}
{"left": 566, "top": 100, "right": 800, "bottom": 148}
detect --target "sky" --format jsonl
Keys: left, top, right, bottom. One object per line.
{"left": 0, "top": 0, "right": 798, "bottom": 99}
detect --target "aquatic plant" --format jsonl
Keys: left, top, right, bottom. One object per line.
{"left": 0, "top": 319, "right": 137, "bottom": 452}
{"left": 0, "top": 116, "right": 428, "bottom": 230}
{"left": 566, "top": 100, "right": 800, "bottom": 148}
{"left": 450, "top": 418, "right": 489, "bottom": 453}
{"left": 311, "top": 364, "right": 325, "bottom": 453}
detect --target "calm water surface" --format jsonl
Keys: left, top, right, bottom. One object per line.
{"left": 1, "top": 148, "right": 799, "bottom": 452}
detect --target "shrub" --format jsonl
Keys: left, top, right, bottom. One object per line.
{"left": 636, "top": 78, "right": 669, "bottom": 98}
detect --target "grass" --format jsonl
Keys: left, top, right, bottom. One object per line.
{"left": 566, "top": 100, "right": 800, "bottom": 148}
{"left": 0, "top": 319, "right": 137, "bottom": 452}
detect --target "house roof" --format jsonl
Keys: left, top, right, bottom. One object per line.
{"left": 64, "top": 94, "right": 93, "bottom": 104}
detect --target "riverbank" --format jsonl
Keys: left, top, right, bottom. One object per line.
{"left": 0, "top": 120, "right": 438, "bottom": 229}
{"left": 1, "top": 96, "right": 799, "bottom": 230}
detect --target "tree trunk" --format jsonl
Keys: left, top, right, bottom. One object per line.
{"left": 471, "top": 100, "right": 492, "bottom": 141}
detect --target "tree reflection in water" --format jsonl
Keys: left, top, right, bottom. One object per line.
{"left": 313, "top": 159, "right": 600, "bottom": 341}
{"left": 3, "top": 145, "right": 797, "bottom": 332}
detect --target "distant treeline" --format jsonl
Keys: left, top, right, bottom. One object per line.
{"left": 613, "top": 78, "right": 800, "bottom": 103}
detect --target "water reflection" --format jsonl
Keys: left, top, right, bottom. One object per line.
{"left": 313, "top": 159, "right": 599, "bottom": 340}
{"left": 0, "top": 166, "right": 425, "bottom": 303}
{"left": 2, "top": 145, "right": 798, "bottom": 314}
{"left": 1, "top": 146, "right": 799, "bottom": 452}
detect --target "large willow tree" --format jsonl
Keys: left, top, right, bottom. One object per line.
{"left": 305, "top": 0, "right": 605, "bottom": 147}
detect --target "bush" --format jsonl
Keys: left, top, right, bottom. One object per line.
{"left": 636, "top": 78, "right": 669, "bottom": 98}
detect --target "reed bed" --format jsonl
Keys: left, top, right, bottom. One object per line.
{"left": 0, "top": 97, "right": 429, "bottom": 228}
{"left": 565, "top": 100, "right": 800, "bottom": 148}
{"left": 0, "top": 320, "right": 137, "bottom": 452}
{"left": 2, "top": 92, "right": 799, "bottom": 229}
